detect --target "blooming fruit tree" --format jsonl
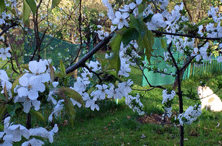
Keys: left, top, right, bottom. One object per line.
{"left": 0, "top": 0, "right": 222, "bottom": 146}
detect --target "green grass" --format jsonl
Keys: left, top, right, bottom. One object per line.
{"left": 14, "top": 68, "right": 222, "bottom": 146}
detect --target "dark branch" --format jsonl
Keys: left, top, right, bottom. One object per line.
{"left": 83, "top": 64, "right": 103, "bottom": 84}
{"left": 0, "top": 22, "right": 18, "bottom": 36}
{"left": 167, "top": 42, "right": 178, "bottom": 70}
{"left": 65, "top": 31, "right": 115, "bottom": 74}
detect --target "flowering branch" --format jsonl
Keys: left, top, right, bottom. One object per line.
{"left": 66, "top": 31, "right": 115, "bottom": 74}
{"left": 83, "top": 64, "right": 103, "bottom": 83}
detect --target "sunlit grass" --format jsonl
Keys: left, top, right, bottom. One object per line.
{"left": 14, "top": 66, "right": 222, "bottom": 145}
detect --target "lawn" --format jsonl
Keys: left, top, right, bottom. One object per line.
{"left": 15, "top": 67, "right": 222, "bottom": 146}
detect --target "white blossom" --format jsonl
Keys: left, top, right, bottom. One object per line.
{"left": 0, "top": 47, "right": 11, "bottom": 60}
{"left": 112, "top": 11, "right": 129, "bottom": 29}
{"left": 22, "top": 138, "right": 44, "bottom": 146}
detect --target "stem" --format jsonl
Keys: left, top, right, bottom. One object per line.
{"left": 177, "top": 70, "right": 184, "bottom": 146}
{"left": 152, "top": 30, "right": 221, "bottom": 40}
{"left": 167, "top": 41, "right": 184, "bottom": 145}
{"left": 26, "top": 113, "right": 31, "bottom": 129}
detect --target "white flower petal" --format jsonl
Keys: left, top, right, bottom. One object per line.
{"left": 122, "top": 13, "right": 129, "bottom": 19}
{"left": 129, "top": 3, "right": 136, "bottom": 9}
{"left": 19, "top": 76, "right": 29, "bottom": 87}
{"left": 32, "top": 100, "right": 41, "bottom": 111}
{"left": 28, "top": 90, "right": 39, "bottom": 100}
{"left": 23, "top": 101, "right": 31, "bottom": 113}
{"left": 17, "top": 87, "right": 28, "bottom": 97}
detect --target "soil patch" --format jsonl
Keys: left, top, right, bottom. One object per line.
{"left": 138, "top": 113, "right": 171, "bottom": 125}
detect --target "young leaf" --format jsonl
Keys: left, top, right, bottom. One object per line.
{"left": 64, "top": 98, "right": 76, "bottom": 127}
{"left": 6, "top": 6, "right": 16, "bottom": 16}
{"left": 30, "top": 109, "right": 45, "bottom": 122}
{"left": 0, "top": 124, "right": 3, "bottom": 131}
{"left": 3, "top": 83, "right": 7, "bottom": 101}
{"left": 23, "top": 0, "right": 31, "bottom": 24}
{"left": 161, "top": 38, "right": 167, "bottom": 49}
{"left": 0, "top": 0, "right": 5, "bottom": 13}
{"left": 49, "top": 64, "right": 55, "bottom": 82}
{"left": 25, "top": 0, "right": 37, "bottom": 15}
{"left": 0, "top": 104, "right": 6, "bottom": 122}
{"left": 58, "top": 87, "right": 84, "bottom": 105}
{"left": 20, "top": 64, "right": 29, "bottom": 70}
{"left": 57, "top": 89, "right": 76, "bottom": 127}
{"left": 107, "top": 54, "right": 121, "bottom": 76}
{"left": 109, "top": 34, "right": 122, "bottom": 75}
{"left": 51, "top": 0, "right": 61, "bottom": 9}
{"left": 59, "top": 60, "right": 66, "bottom": 76}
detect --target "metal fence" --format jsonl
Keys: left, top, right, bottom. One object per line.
{"left": 142, "top": 38, "right": 222, "bottom": 86}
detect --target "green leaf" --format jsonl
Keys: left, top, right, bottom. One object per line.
{"left": 122, "top": 28, "right": 139, "bottom": 47}
{"left": 129, "top": 14, "right": 142, "bottom": 34}
{"left": 25, "top": 0, "right": 37, "bottom": 15}
{"left": 116, "top": 27, "right": 127, "bottom": 35}
{"left": 6, "top": 6, "right": 16, "bottom": 16}
{"left": 109, "top": 34, "right": 122, "bottom": 75}
{"left": 59, "top": 60, "right": 66, "bottom": 76}
{"left": 0, "top": 104, "right": 6, "bottom": 122}
{"left": 108, "top": 54, "right": 121, "bottom": 76}
{"left": 58, "top": 87, "right": 84, "bottom": 105}
{"left": 23, "top": 0, "right": 31, "bottom": 25}
{"left": 144, "top": 32, "right": 154, "bottom": 63}
{"left": 129, "top": 14, "right": 154, "bottom": 63}
{"left": 64, "top": 98, "right": 76, "bottom": 127}
{"left": 57, "top": 89, "right": 76, "bottom": 127}
{"left": 143, "top": 14, "right": 153, "bottom": 23}
{"left": 0, "top": 124, "right": 3, "bottom": 131}
{"left": 30, "top": 109, "right": 45, "bottom": 122}
{"left": 20, "top": 64, "right": 29, "bottom": 70}
{"left": 57, "top": 72, "right": 63, "bottom": 78}
{"left": 51, "top": 0, "right": 61, "bottom": 9}
{"left": 138, "top": 4, "right": 145, "bottom": 14}
{"left": 0, "top": 0, "right": 5, "bottom": 13}
{"left": 161, "top": 38, "right": 167, "bottom": 49}
{"left": 6, "top": 104, "right": 21, "bottom": 117}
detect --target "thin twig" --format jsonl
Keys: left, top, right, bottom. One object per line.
{"left": 152, "top": 30, "right": 221, "bottom": 40}
{"left": 83, "top": 64, "right": 103, "bottom": 83}
{"left": 167, "top": 42, "right": 178, "bottom": 70}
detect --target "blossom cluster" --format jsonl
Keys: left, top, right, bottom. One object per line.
{"left": 125, "top": 93, "right": 145, "bottom": 115}
{"left": 162, "top": 89, "right": 176, "bottom": 118}
{"left": 3, "top": 0, "right": 222, "bottom": 145}
{"left": 70, "top": 61, "right": 143, "bottom": 112}
{"left": 0, "top": 117, "right": 58, "bottom": 146}
{"left": 0, "top": 47, "right": 11, "bottom": 60}
{"left": 178, "top": 104, "right": 202, "bottom": 126}
{"left": 14, "top": 60, "right": 51, "bottom": 113}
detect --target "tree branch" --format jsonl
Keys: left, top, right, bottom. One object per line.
{"left": 0, "top": 22, "right": 18, "bottom": 36}
{"left": 65, "top": 31, "right": 115, "bottom": 75}
{"left": 152, "top": 30, "right": 221, "bottom": 40}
